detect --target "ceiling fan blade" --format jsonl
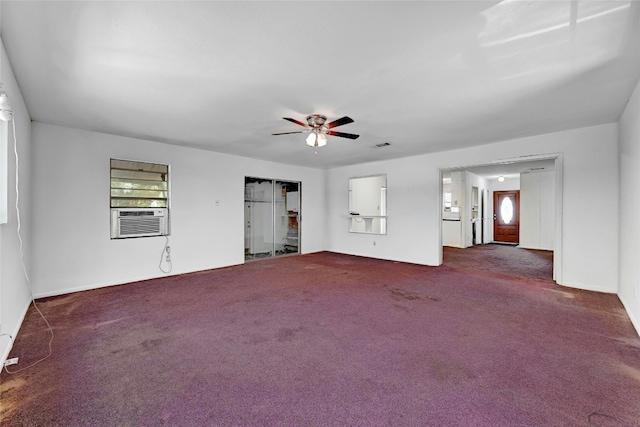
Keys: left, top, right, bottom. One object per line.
{"left": 327, "top": 116, "right": 354, "bottom": 129}
{"left": 327, "top": 130, "right": 360, "bottom": 140}
{"left": 272, "top": 131, "right": 305, "bottom": 135}
{"left": 282, "top": 117, "right": 308, "bottom": 127}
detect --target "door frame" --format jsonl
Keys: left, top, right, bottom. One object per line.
{"left": 244, "top": 176, "right": 302, "bottom": 261}
{"left": 493, "top": 190, "right": 520, "bottom": 243}
{"left": 438, "top": 153, "right": 563, "bottom": 284}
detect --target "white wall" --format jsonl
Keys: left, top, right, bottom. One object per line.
{"left": 30, "top": 123, "right": 326, "bottom": 297}
{"left": 618, "top": 77, "right": 640, "bottom": 335}
{"left": 327, "top": 123, "right": 619, "bottom": 293}
{"left": 519, "top": 170, "right": 555, "bottom": 250}
{"left": 0, "top": 37, "right": 33, "bottom": 364}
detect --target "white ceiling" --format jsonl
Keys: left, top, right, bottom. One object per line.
{"left": 1, "top": 1, "right": 639, "bottom": 169}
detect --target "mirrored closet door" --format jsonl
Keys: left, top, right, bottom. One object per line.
{"left": 244, "top": 177, "right": 300, "bottom": 261}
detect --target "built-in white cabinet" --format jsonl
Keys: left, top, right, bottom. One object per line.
{"left": 442, "top": 219, "right": 462, "bottom": 247}
{"left": 519, "top": 170, "right": 555, "bottom": 250}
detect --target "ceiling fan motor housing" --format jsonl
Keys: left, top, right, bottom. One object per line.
{"left": 306, "top": 114, "right": 327, "bottom": 128}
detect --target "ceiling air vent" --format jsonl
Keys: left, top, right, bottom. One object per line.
{"left": 373, "top": 142, "right": 391, "bottom": 148}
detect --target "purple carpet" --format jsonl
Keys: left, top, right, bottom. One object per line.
{"left": 443, "top": 244, "right": 554, "bottom": 281}
{"left": 2, "top": 251, "right": 639, "bottom": 426}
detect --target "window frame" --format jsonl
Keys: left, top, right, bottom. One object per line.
{"left": 110, "top": 158, "right": 170, "bottom": 209}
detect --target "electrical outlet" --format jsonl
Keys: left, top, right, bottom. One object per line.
{"left": 4, "top": 357, "right": 18, "bottom": 366}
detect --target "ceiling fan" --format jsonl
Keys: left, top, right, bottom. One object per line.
{"left": 272, "top": 114, "right": 359, "bottom": 154}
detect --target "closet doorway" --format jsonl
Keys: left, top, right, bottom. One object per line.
{"left": 244, "top": 177, "right": 300, "bottom": 261}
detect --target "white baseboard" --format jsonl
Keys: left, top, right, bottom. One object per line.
{"left": 32, "top": 274, "right": 167, "bottom": 299}
{"left": 618, "top": 294, "right": 640, "bottom": 338}
{"left": 32, "top": 261, "right": 246, "bottom": 300}
{"left": 557, "top": 280, "right": 617, "bottom": 294}
{"left": 0, "top": 298, "right": 31, "bottom": 367}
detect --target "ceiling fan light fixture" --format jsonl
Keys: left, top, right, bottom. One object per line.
{"left": 306, "top": 131, "right": 328, "bottom": 148}
{"left": 306, "top": 132, "right": 317, "bottom": 147}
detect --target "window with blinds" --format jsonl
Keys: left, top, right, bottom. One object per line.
{"left": 110, "top": 159, "right": 169, "bottom": 208}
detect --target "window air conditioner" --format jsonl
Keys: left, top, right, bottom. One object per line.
{"left": 111, "top": 208, "right": 169, "bottom": 239}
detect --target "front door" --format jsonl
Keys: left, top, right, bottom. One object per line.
{"left": 493, "top": 190, "right": 519, "bottom": 243}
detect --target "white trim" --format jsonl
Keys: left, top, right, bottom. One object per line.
{"left": 553, "top": 153, "right": 564, "bottom": 284}
{"left": 0, "top": 298, "right": 30, "bottom": 367}
{"left": 618, "top": 294, "right": 640, "bottom": 337}
{"left": 437, "top": 167, "right": 444, "bottom": 265}
{"left": 560, "top": 281, "right": 617, "bottom": 294}
{"left": 30, "top": 266, "right": 239, "bottom": 300}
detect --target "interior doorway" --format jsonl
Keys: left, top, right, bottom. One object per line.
{"left": 439, "top": 154, "right": 562, "bottom": 284}
{"left": 244, "top": 177, "right": 300, "bottom": 260}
